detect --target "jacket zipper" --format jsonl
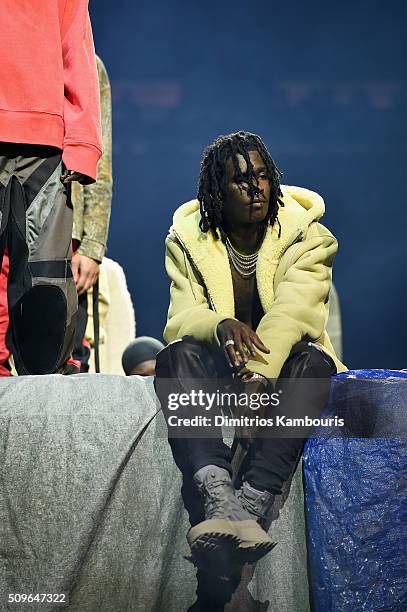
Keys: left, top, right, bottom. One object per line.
{"left": 171, "top": 229, "right": 217, "bottom": 312}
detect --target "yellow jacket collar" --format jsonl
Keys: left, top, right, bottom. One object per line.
{"left": 170, "top": 185, "right": 325, "bottom": 316}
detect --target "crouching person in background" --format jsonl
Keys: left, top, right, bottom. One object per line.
{"left": 122, "top": 337, "right": 164, "bottom": 376}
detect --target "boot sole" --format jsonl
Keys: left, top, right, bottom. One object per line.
{"left": 185, "top": 542, "right": 277, "bottom": 581}
{"left": 238, "top": 540, "right": 277, "bottom": 564}
{"left": 187, "top": 519, "right": 276, "bottom": 576}
{"left": 187, "top": 530, "right": 241, "bottom": 581}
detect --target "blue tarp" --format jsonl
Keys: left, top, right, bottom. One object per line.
{"left": 304, "top": 370, "right": 407, "bottom": 612}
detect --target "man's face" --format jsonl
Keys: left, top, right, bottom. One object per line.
{"left": 222, "top": 149, "right": 270, "bottom": 228}
{"left": 129, "top": 359, "right": 156, "bottom": 376}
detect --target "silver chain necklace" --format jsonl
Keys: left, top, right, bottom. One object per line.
{"left": 225, "top": 237, "right": 258, "bottom": 278}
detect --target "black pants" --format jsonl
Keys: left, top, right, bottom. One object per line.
{"left": 0, "top": 143, "right": 77, "bottom": 375}
{"left": 155, "top": 336, "right": 336, "bottom": 522}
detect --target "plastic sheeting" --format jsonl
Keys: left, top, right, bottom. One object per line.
{"left": 0, "top": 373, "right": 310, "bottom": 612}
{"left": 304, "top": 370, "right": 407, "bottom": 612}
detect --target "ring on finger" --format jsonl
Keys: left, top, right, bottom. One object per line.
{"left": 224, "top": 339, "right": 235, "bottom": 348}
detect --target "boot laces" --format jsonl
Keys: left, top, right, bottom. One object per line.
{"left": 201, "top": 479, "right": 249, "bottom": 521}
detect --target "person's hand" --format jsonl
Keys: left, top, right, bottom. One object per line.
{"left": 217, "top": 319, "right": 270, "bottom": 368}
{"left": 72, "top": 253, "right": 100, "bottom": 296}
{"left": 61, "top": 169, "right": 89, "bottom": 184}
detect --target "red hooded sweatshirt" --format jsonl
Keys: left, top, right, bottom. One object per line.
{"left": 0, "top": 0, "right": 102, "bottom": 183}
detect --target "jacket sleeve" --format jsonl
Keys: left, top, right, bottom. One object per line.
{"left": 77, "top": 57, "right": 112, "bottom": 262}
{"left": 164, "top": 235, "right": 229, "bottom": 344}
{"left": 247, "top": 223, "right": 338, "bottom": 380}
{"left": 61, "top": 0, "right": 102, "bottom": 183}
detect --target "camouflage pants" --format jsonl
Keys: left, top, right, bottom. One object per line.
{"left": 0, "top": 144, "right": 77, "bottom": 375}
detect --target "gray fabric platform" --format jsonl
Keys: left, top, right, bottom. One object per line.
{"left": 0, "top": 374, "right": 309, "bottom": 611}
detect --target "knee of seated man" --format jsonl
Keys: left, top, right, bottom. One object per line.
{"left": 156, "top": 336, "right": 207, "bottom": 375}
{"left": 288, "top": 341, "right": 336, "bottom": 377}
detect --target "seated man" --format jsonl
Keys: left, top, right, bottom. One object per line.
{"left": 155, "top": 131, "right": 346, "bottom": 576}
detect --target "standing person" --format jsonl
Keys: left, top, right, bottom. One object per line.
{"left": 71, "top": 55, "right": 113, "bottom": 372}
{"left": 155, "top": 131, "right": 347, "bottom": 577}
{"left": 0, "top": 1, "right": 101, "bottom": 375}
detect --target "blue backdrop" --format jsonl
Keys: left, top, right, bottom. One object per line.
{"left": 90, "top": 0, "right": 406, "bottom": 369}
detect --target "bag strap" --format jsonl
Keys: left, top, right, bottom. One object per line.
{"left": 93, "top": 279, "right": 100, "bottom": 373}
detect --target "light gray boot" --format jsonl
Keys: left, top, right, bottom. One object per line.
{"left": 238, "top": 480, "right": 275, "bottom": 528}
{"left": 187, "top": 465, "right": 275, "bottom": 571}
{"left": 194, "top": 464, "right": 254, "bottom": 521}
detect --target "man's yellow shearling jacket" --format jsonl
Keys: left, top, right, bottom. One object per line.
{"left": 164, "top": 185, "right": 347, "bottom": 380}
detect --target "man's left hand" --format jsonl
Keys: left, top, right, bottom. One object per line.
{"left": 72, "top": 253, "right": 100, "bottom": 296}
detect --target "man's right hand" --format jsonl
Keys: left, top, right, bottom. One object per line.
{"left": 217, "top": 319, "right": 270, "bottom": 368}
{"left": 72, "top": 253, "right": 100, "bottom": 296}
{"left": 61, "top": 169, "right": 91, "bottom": 185}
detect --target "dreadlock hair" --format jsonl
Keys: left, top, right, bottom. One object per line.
{"left": 197, "top": 131, "right": 284, "bottom": 241}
